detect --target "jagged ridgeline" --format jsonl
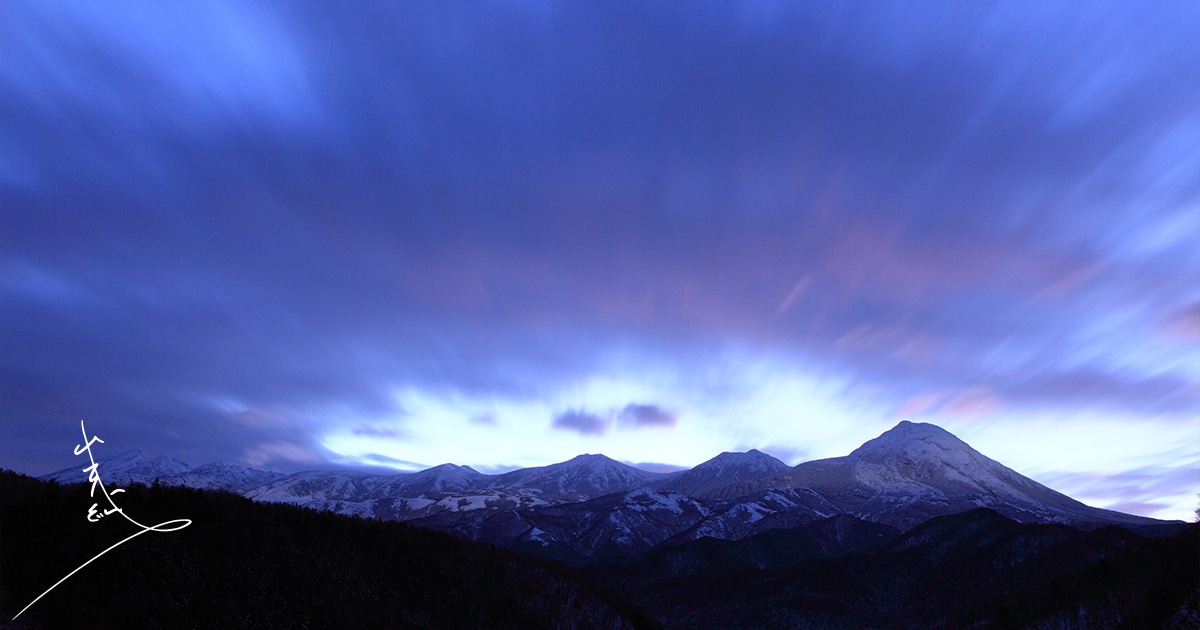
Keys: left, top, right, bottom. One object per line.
{"left": 0, "top": 470, "right": 661, "bottom": 629}
{"left": 38, "top": 422, "right": 1184, "bottom": 563}
{"left": 16, "top": 422, "right": 1199, "bottom": 628}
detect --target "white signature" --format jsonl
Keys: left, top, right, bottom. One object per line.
{"left": 14, "top": 421, "right": 192, "bottom": 619}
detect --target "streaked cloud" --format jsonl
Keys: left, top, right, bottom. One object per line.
{"left": 1, "top": 0, "right": 1196, "bottom": 519}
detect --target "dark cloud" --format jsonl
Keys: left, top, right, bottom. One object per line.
{"left": 551, "top": 410, "right": 610, "bottom": 436}
{"left": 618, "top": 404, "right": 677, "bottom": 428}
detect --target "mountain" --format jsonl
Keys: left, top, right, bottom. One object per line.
{"left": 1, "top": 469, "right": 661, "bottom": 629}
{"left": 589, "top": 514, "right": 902, "bottom": 589}
{"left": 41, "top": 448, "right": 192, "bottom": 486}
{"left": 408, "top": 488, "right": 712, "bottom": 564}
{"left": 594, "top": 508, "right": 1199, "bottom": 629}
{"left": 39, "top": 448, "right": 284, "bottom": 493}
{"left": 35, "top": 421, "right": 1179, "bottom": 561}
{"left": 490, "top": 454, "right": 669, "bottom": 502}
{"left": 389, "top": 423, "right": 1176, "bottom": 560}
{"left": 716, "top": 421, "right": 1165, "bottom": 530}
{"left": 244, "top": 465, "right": 553, "bottom": 521}
{"left": 21, "top": 423, "right": 1194, "bottom": 628}
{"left": 161, "top": 462, "right": 289, "bottom": 493}
{"left": 651, "top": 449, "right": 789, "bottom": 496}
{"left": 655, "top": 487, "right": 843, "bottom": 545}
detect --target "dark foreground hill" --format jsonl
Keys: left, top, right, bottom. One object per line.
{"left": 589, "top": 508, "right": 1199, "bottom": 629}
{"left": 0, "top": 470, "right": 660, "bottom": 629}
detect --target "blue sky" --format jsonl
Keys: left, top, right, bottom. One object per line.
{"left": 2, "top": 1, "right": 1197, "bottom": 520}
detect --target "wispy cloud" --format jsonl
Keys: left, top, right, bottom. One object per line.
{"left": 2, "top": 0, "right": 1197, "bottom": 519}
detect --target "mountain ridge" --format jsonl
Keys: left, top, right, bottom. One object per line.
{"left": 35, "top": 421, "right": 1181, "bottom": 561}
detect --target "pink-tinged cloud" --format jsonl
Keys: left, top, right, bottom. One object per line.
{"left": 552, "top": 410, "right": 609, "bottom": 435}
{"left": 775, "top": 274, "right": 813, "bottom": 314}
{"left": 1032, "top": 265, "right": 1102, "bottom": 301}
{"left": 1164, "top": 302, "right": 1200, "bottom": 341}
{"left": 938, "top": 388, "right": 1002, "bottom": 421}
{"left": 626, "top": 461, "right": 688, "bottom": 473}
{"left": 895, "top": 393, "right": 944, "bottom": 418}
{"left": 813, "top": 215, "right": 1096, "bottom": 310}
{"left": 1104, "top": 500, "right": 1170, "bottom": 516}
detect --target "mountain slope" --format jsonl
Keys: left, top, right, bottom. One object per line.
{"left": 490, "top": 454, "right": 669, "bottom": 502}
{"left": 717, "top": 421, "right": 1166, "bottom": 529}
{"left": 40, "top": 448, "right": 192, "bottom": 487}
{"left": 39, "top": 449, "right": 287, "bottom": 493}
{"left": 651, "top": 449, "right": 789, "bottom": 497}
{"left": 33, "top": 421, "right": 1180, "bottom": 556}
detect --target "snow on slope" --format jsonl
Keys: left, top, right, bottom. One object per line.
{"left": 41, "top": 449, "right": 191, "bottom": 486}
{"left": 35, "top": 420, "right": 1175, "bottom": 553}
{"left": 728, "top": 421, "right": 1165, "bottom": 529}
{"left": 489, "top": 454, "right": 668, "bottom": 502}
{"left": 653, "top": 449, "right": 789, "bottom": 496}
{"left": 38, "top": 449, "right": 283, "bottom": 493}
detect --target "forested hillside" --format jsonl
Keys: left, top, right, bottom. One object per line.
{"left": 0, "top": 470, "right": 659, "bottom": 629}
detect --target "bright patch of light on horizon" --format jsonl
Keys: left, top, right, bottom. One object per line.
{"left": 318, "top": 352, "right": 889, "bottom": 471}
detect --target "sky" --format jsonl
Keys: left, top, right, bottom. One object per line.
{"left": 2, "top": 1, "right": 1197, "bottom": 521}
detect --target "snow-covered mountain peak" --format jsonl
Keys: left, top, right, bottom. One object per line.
{"left": 653, "top": 448, "right": 790, "bottom": 497}
{"left": 698, "top": 449, "right": 788, "bottom": 474}
{"left": 850, "top": 421, "right": 975, "bottom": 463}
{"left": 563, "top": 453, "right": 621, "bottom": 468}
{"left": 39, "top": 448, "right": 192, "bottom": 486}
{"left": 423, "top": 463, "right": 483, "bottom": 476}
{"left": 491, "top": 453, "right": 665, "bottom": 501}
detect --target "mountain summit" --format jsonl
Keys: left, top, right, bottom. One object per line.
{"left": 41, "top": 448, "right": 192, "bottom": 487}
{"left": 653, "top": 449, "right": 789, "bottom": 496}
{"left": 38, "top": 421, "right": 1174, "bottom": 559}
{"left": 736, "top": 420, "right": 1157, "bottom": 529}
{"left": 492, "top": 453, "right": 667, "bottom": 501}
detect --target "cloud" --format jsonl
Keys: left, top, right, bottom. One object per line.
{"left": 625, "top": 461, "right": 687, "bottom": 473}
{"left": 350, "top": 424, "right": 408, "bottom": 439}
{"left": 1037, "top": 464, "right": 1200, "bottom": 521}
{"left": 354, "top": 453, "right": 426, "bottom": 470}
{"left": 228, "top": 408, "right": 289, "bottom": 429}
{"left": 1164, "top": 302, "right": 1200, "bottom": 341}
{"left": 999, "top": 370, "right": 1197, "bottom": 416}
{"left": 551, "top": 404, "right": 677, "bottom": 436}
{"left": 895, "top": 393, "right": 944, "bottom": 418}
{"left": 240, "top": 442, "right": 323, "bottom": 469}
{"left": 617, "top": 404, "right": 677, "bottom": 428}
{"left": 551, "top": 410, "right": 610, "bottom": 436}
{"left": 1, "top": 0, "right": 1197, "bottom": 510}
{"left": 760, "top": 445, "right": 807, "bottom": 466}
{"left": 470, "top": 412, "right": 498, "bottom": 426}
{"left": 938, "top": 388, "right": 1003, "bottom": 422}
